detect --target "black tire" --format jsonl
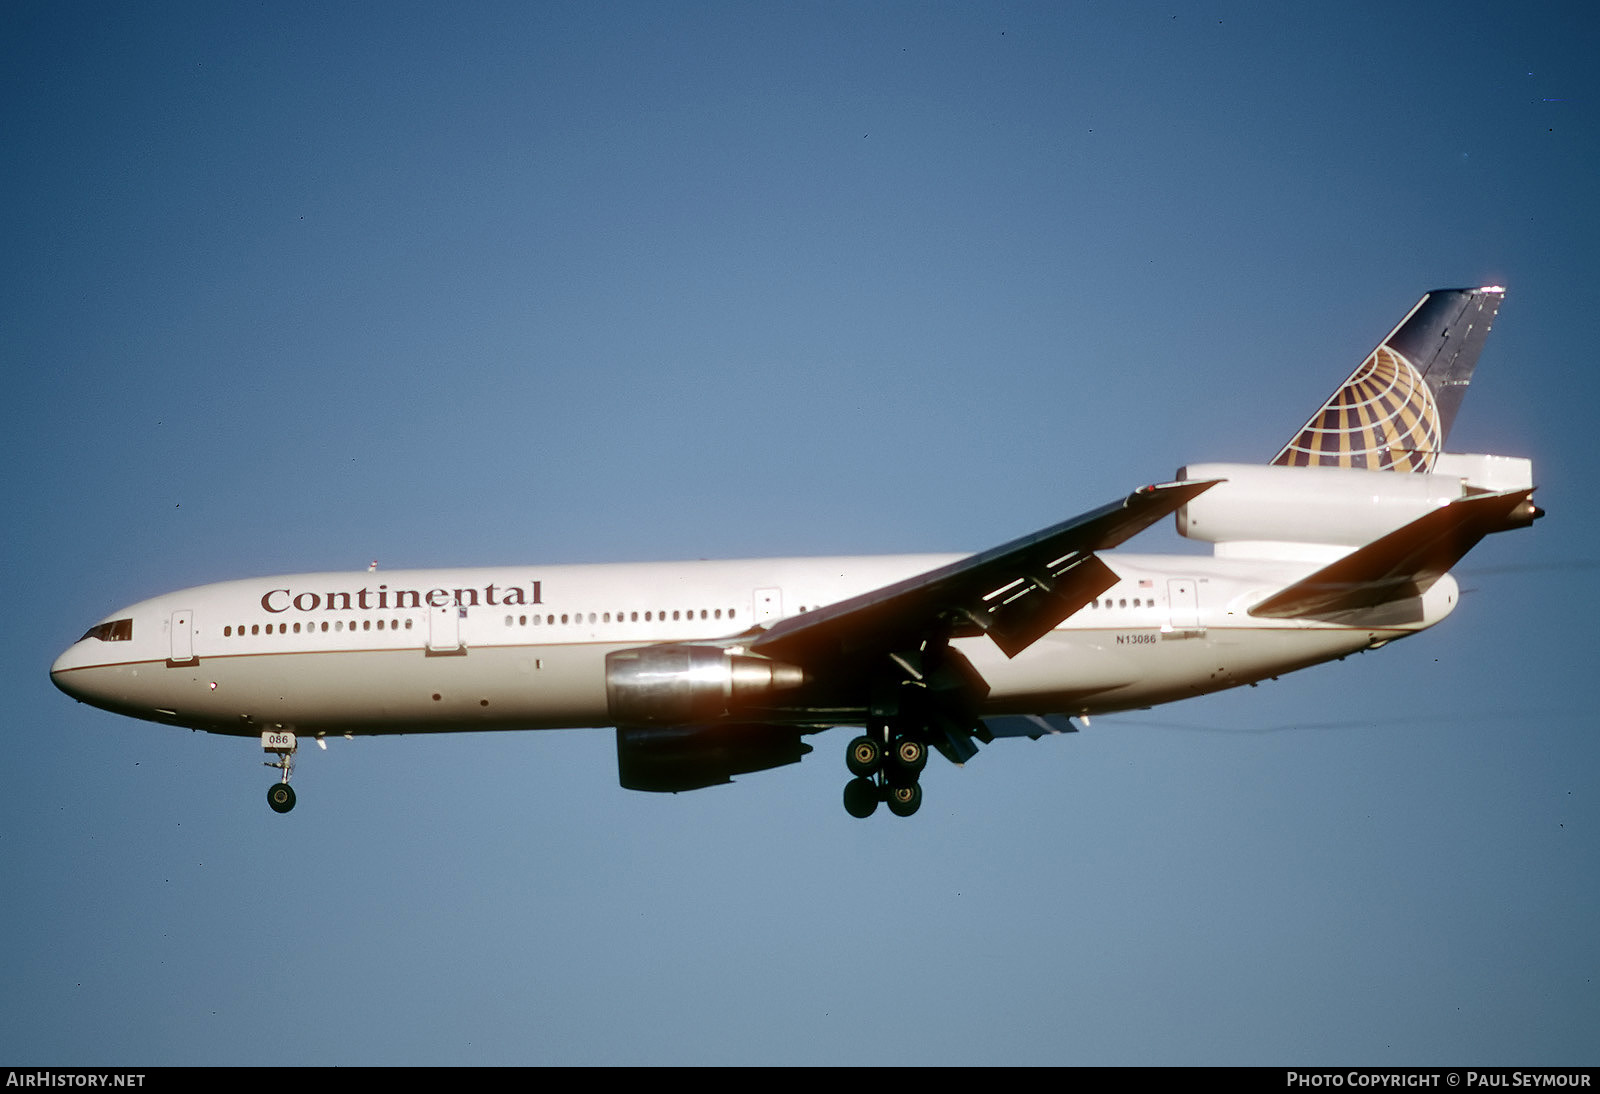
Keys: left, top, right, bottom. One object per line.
{"left": 267, "top": 783, "right": 296, "bottom": 814}
{"left": 845, "top": 735, "right": 883, "bottom": 777}
{"left": 885, "top": 781, "right": 922, "bottom": 818}
{"left": 842, "top": 777, "right": 880, "bottom": 818}
{"left": 892, "top": 737, "right": 927, "bottom": 775}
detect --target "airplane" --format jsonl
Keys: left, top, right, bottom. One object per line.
{"left": 50, "top": 286, "right": 1541, "bottom": 818}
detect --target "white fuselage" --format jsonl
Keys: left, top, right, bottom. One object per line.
{"left": 49, "top": 550, "right": 1459, "bottom": 739}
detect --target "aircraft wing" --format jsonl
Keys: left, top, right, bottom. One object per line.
{"left": 1250, "top": 487, "right": 1541, "bottom": 618}
{"left": 749, "top": 479, "right": 1218, "bottom": 663}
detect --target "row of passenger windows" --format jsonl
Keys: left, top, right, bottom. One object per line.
{"left": 223, "top": 619, "right": 416, "bottom": 637}
{"left": 220, "top": 607, "right": 743, "bottom": 638}
{"left": 505, "top": 608, "right": 738, "bottom": 626}
{"left": 216, "top": 598, "right": 1150, "bottom": 640}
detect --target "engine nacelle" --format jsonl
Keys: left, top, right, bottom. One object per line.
{"left": 616, "top": 723, "right": 812, "bottom": 793}
{"left": 605, "top": 644, "right": 805, "bottom": 726}
{"left": 1176, "top": 461, "right": 1487, "bottom": 548}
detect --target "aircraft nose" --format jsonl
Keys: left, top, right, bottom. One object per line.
{"left": 51, "top": 644, "right": 87, "bottom": 700}
{"left": 50, "top": 631, "right": 120, "bottom": 705}
{"left": 51, "top": 613, "right": 141, "bottom": 707}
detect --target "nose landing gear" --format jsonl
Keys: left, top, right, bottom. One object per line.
{"left": 263, "top": 730, "right": 297, "bottom": 813}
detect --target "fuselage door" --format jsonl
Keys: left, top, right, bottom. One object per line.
{"left": 168, "top": 609, "right": 197, "bottom": 667}
{"left": 754, "top": 587, "right": 782, "bottom": 624}
{"left": 1167, "top": 579, "right": 1200, "bottom": 631}
{"left": 428, "top": 604, "right": 463, "bottom": 655}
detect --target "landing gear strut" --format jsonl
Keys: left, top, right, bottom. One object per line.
{"left": 841, "top": 724, "right": 926, "bottom": 819}
{"left": 263, "top": 730, "right": 297, "bottom": 814}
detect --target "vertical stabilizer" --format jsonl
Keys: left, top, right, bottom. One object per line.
{"left": 1271, "top": 286, "right": 1504, "bottom": 471}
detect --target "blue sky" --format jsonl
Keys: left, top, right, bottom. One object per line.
{"left": 4, "top": 1, "right": 1596, "bottom": 1065}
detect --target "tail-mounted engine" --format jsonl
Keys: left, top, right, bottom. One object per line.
{"left": 1176, "top": 456, "right": 1534, "bottom": 549}
{"left": 605, "top": 644, "right": 805, "bottom": 726}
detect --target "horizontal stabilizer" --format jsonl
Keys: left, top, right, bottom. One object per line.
{"left": 1250, "top": 488, "right": 1540, "bottom": 619}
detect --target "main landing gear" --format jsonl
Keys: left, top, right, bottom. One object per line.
{"left": 263, "top": 730, "right": 297, "bottom": 813}
{"left": 842, "top": 725, "right": 928, "bottom": 818}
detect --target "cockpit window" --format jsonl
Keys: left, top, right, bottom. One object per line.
{"left": 79, "top": 618, "right": 133, "bottom": 643}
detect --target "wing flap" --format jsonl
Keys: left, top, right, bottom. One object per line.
{"left": 980, "top": 713, "right": 1079, "bottom": 739}
{"left": 1250, "top": 488, "right": 1540, "bottom": 619}
{"left": 979, "top": 553, "right": 1120, "bottom": 657}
